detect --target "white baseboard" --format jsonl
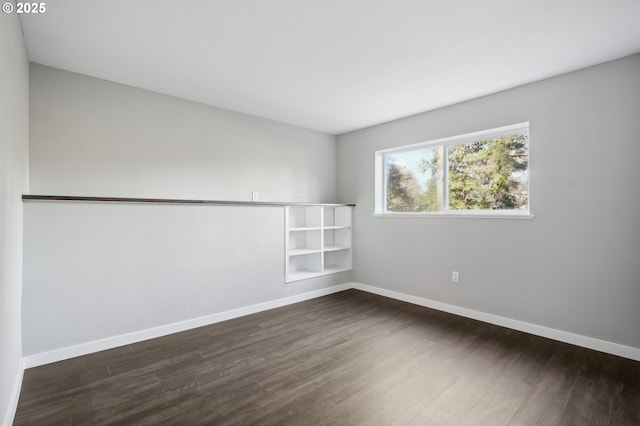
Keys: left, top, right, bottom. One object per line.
{"left": 3, "top": 358, "right": 24, "bottom": 426}
{"left": 22, "top": 280, "right": 640, "bottom": 369}
{"left": 23, "top": 283, "right": 352, "bottom": 368}
{"left": 352, "top": 282, "right": 640, "bottom": 362}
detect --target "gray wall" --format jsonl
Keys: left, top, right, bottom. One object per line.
{"left": 29, "top": 63, "right": 337, "bottom": 203}
{"left": 337, "top": 54, "right": 640, "bottom": 349}
{"left": 0, "top": 6, "right": 29, "bottom": 424}
{"left": 24, "top": 65, "right": 347, "bottom": 356}
{"left": 23, "top": 201, "right": 348, "bottom": 355}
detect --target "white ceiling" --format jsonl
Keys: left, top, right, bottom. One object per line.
{"left": 19, "top": 0, "right": 640, "bottom": 134}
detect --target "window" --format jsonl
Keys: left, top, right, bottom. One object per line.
{"left": 375, "top": 123, "right": 530, "bottom": 217}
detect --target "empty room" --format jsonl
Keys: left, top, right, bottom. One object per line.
{"left": 2, "top": 1, "right": 640, "bottom": 425}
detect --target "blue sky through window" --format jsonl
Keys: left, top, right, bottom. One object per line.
{"left": 386, "top": 148, "right": 436, "bottom": 190}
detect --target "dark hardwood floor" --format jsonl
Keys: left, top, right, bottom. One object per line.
{"left": 14, "top": 289, "right": 640, "bottom": 425}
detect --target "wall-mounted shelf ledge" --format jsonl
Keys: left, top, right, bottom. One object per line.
{"left": 22, "top": 194, "right": 355, "bottom": 208}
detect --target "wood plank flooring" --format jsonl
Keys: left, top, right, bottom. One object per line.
{"left": 14, "top": 289, "right": 640, "bottom": 425}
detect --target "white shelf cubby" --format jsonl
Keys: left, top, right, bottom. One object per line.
{"left": 285, "top": 205, "right": 353, "bottom": 283}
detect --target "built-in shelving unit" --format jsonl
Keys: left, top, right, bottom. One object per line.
{"left": 285, "top": 205, "right": 353, "bottom": 283}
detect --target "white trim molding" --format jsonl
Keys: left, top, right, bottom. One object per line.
{"left": 352, "top": 282, "right": 640, "bottom": 362}
{"left": 372, "top": 213, "right": 535, "bottom": 220}
{"left": 3, "top": 358, "right": 24, "bottom": 426}
{"left": 22, "top": 281, "right": 640, "bottom": 370}
{"left": 23, "top": 283, "right": 352, "bottom": 368}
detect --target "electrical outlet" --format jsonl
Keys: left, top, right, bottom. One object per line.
{"left": 252, "top": 191, "right": 259, "bottom": 202}
{"left": 451, "top": 271, "right": 459, "bottom": 283}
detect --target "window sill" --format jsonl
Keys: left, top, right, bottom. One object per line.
{"left": 373, "top": 212, "right": 535, "bottom": 220}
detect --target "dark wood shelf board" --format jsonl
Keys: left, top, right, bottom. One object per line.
{"left": 22, "top": 194, "right": 355, "bottom": 207}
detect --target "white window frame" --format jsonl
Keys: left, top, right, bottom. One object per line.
{"left": 374, "top": 122, "right": 533, "bottom": 219}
